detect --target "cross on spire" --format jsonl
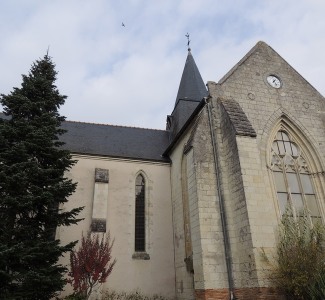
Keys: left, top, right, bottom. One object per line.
{"left": 185, "top": 33, "right": 191, "bottom": 51}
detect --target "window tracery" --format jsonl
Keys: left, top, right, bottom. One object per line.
{"left": 270, "top": 130, "right": 321, "bottom": 222}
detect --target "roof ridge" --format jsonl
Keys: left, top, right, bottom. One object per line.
{"left": 64, "top": 119, "right": 168, "bottom": 132}
{"left": 0, "top": 112, "right": 168, "bottom": 132}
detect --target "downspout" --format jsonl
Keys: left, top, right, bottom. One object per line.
{"left": 206, "top": 97, "right": 235, "bottom": 300}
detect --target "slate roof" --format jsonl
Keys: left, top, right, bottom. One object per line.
{"left": 175, "top": 49, "right": 208, "bottom": 106}
{"left": 168, "top": 99, "right": 200, "bottom": 140}
{"left": 60, "top": 121, "right": 170, "bottom": 162}
{"left": 0, "top": 113, "right": 170, "bottom": 162}
{"left": 169, "top": 50, "right": 208, "bottom": 138}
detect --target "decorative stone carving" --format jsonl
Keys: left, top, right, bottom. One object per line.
{"left": 91, "top": 218, "right": 106, "bottom": 232}
{"left": 248, "top": 92, "right": 255, "bottom": 100}
{"left": 95, "top": 168, "right": 109, "bottom": 183}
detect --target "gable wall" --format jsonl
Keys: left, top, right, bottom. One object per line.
{"left": 219, "top": 42, "right": 325, "bottom": 162}
{"left": 212, "top": 42, "right": 325, "bottom": 292}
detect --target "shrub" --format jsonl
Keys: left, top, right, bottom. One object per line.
{"left": 308, "top": 270, "right": 325, "bottom": 299}
{"left": 63, "top": 293, "right": 86, "bottom": 300}
{"left": 69, "top": 232, "right": 116, "bottom": 300}
{"left": 262, "top": 207, "right": 325, "bottom": 300}
{"left": 102, "top": 290, "right": 173, "bottom": 300}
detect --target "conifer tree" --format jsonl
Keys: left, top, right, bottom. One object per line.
{"left": 0, "top": 55, "right": 83, "bottom": 299}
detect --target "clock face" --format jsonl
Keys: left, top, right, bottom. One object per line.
{"left": 267, "top": 75, "right": 281, "bottom": 88}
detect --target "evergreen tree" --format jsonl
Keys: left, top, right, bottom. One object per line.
{"left": 0, "top": 55, "right": 83, "bottom": 299}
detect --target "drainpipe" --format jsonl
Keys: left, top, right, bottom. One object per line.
{"left": 206, "top": 97, "right": 235, "bottom": 300}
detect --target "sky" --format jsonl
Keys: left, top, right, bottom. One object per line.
{"left": 1, "top": 0, "right": 325, "bottom": 130}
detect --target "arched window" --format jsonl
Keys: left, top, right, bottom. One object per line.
{"left": 135, "top": 174, "right": 145, "bottom": 252}
{"left": 271, "top": 130, "right": 321, "bottom": 222}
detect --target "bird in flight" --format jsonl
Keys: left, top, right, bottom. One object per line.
{"left": 122, "top": 22, "right": 125, "bottom": 27}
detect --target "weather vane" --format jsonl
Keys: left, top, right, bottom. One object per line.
{"left": 185, "top": 33, "right": 190, "bottom": 50}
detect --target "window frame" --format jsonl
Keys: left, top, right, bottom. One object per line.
{"left": 132, "top": 172, "right": 150, "bottom": 260}
{"left": 269, "top": 127, "right": 323, "bottom": 223}
{"left": 135, "top": 174, "right": 146, "bottom": 252}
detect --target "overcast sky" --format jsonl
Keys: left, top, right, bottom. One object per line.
{"left": 0, "top": 0, "right": 324, "bottom": 129}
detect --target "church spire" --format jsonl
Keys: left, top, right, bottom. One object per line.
{"left": 174, "top": 48, "right": 208, "bottom": 107}
{"left": 166, "top": 46, "right": 208, "bottom": 137}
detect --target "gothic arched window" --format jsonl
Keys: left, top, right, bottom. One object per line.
{"left": 135, "top": 174, "right": 145, "bottom": 252}
{"left": 271, "top": 130, "right": 321, "bottom": 222}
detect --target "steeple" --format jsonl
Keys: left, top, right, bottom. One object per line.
{"left": 166, "top": 48, "right": 208, "bottom": 138}
{"left": 175, "top": 48, "right": 208, "bottom": 106}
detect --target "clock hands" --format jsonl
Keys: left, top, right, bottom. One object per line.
{"left": 267, "top": 75, "right": 281, "bottom": 88}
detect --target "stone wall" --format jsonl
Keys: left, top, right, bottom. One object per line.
{"left": 215, "top": 97, "right": 260, "bottom": 289}
{"left": 170, "top": 129, "right": 196, "bottom": 300}
{"left": 189, "top": 107, "right": 229, "bottom": 292}
{"left": 193, "top": 41, "right": 325, "bottom": 298}
{"left": 217, "top": 41, "right": 325, "bottom": 286}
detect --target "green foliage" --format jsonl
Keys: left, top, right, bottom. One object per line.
{"left": 308, "top": 270, "right": 325, "bottom": 300}
{"left": 63, "top": 293, "right": 86, "bottom": 300}
{"left": 263, "top": 207, "right": 325, "bottom": 300}
{"left": 62, "top": 289, "right": 172, "bottom": 300}
{"left": 102, "top": 290, "right": 173, "bottom": 300}
{"left": 0, "top": 55, "right": 83, "bottom": 299}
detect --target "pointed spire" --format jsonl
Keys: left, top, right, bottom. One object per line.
{"left": 174, "top": 49, "right": 208, "bottom": 107}
{"left": 166, "top": 48, "right": 208, "bottom": 137}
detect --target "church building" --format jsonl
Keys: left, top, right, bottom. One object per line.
{"left": 58, "top": 41, "right": 325, "bottom": 300}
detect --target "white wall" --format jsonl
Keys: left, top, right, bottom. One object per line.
{"left": 57, "top": 154, "right": 175, "bottom": 298}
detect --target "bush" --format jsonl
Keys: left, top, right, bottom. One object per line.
{"left": 69, "top": 232, "right": 116, "bottom": 300}
{"left": 262, "top": 208, "right": 325, "bottom": 300}
{"left": 63, "top": 293, "right": 86, "bottom": 300}
{"left": 102, "top": 290, "right": 173, "bottom": 300}
{"left": 308, "top": 270, "right": 325, "bottom": 300}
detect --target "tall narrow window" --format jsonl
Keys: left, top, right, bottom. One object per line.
{"left": 135, "top": 174, "right": 145, "bottom": 252}
{"left": 271, "top": 130, "right": 321, "bottom": 222}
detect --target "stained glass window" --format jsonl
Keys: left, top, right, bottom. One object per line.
{"left": 135, "top": 174, "right": 145, "bottom": 252}
{"left": 271, "top": 130, "right": 321, "bottom": 222}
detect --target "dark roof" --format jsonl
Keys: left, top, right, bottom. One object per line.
{"left": 0, "top": 113, "right": 170, "bottom": 162}
{"left": 168, "top": 50, "right": 208, "bottom": 139}
{"left": 168, "top": 99, "right": 201, "bottom": 139}
{"left": 61, "top": 121, "right": 170, "bottom": 162}
{"left": 163, "top": 98, "right": 206, "bottom": 156}
{"left": 175, "top": 49, "right": 208, "bottom": 106}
